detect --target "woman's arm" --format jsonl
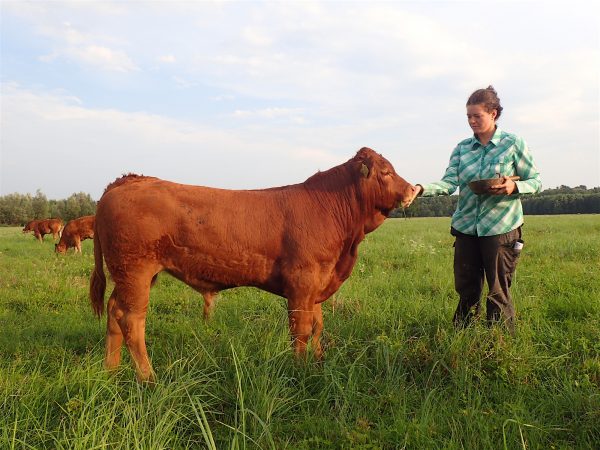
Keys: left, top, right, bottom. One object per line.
{"left": 419, "top": 145, "right": 461, "bottom": 197}
{"left": 512, "top": 136, "right": 542, "bottom": 195}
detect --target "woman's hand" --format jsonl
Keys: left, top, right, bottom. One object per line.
{"left": 488, "top": 176, "right": 518, "bottom": 195}
{"left": 405, "top": 184, "right": 423, "bottom": 206}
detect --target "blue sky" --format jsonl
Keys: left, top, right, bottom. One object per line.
{"left": 1, "top": 0, "right": 599, "bottom": 199}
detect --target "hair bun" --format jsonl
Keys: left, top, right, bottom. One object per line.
{"left": 467, "top": 86, "right": 503, "bottom": 120}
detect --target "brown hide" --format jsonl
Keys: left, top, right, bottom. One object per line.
{"left": 90, "top": 147, "right": 416, "bottom": 381}
{"left": 23, "top": 218, "right": 63, "bottom": 242}
{"left": 55, "top": 215, "right": 95, "bottom": 253}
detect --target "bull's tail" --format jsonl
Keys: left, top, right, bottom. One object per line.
{"left": 90, "top": 230, "right": 106, "bottom": 317}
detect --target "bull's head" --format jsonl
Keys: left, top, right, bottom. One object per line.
{"left": 55, "top": 242, "right": 67, "bottom": 254}
{"left": 356, "top": 147, "right": 415, "bottom": 210}
{"left": 354, "top": 148, "right": 416, "bottom": 232}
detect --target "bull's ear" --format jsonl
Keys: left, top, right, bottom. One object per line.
{"left": 360, "top": 163, "right": 370, "bottom": 178}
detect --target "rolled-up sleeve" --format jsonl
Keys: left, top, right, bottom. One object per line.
{"left": 513, "top": 137, "right": 542, "bottom": 195}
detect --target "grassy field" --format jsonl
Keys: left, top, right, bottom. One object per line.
{"left": 1, "top": 215, "right": 599, "bottom": 449}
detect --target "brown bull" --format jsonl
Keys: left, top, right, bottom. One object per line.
{"left": 23, "top": 218, "right": 63, "bottom": 242}
{"left": 55, "top": 215, "right": 95, "bottom": 253}
{"left": 90, "top": 147, "right": 416, "bottom": 381}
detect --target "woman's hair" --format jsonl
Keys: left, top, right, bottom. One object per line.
{"left": 466, "top": 85, "right": 503, "bottom": 120}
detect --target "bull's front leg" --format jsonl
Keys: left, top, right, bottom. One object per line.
{"left": 287, "top": 297, "right": 315, "bottom": 358}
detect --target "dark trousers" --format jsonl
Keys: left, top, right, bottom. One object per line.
{"left": 451, "top": 227, "right": 523, "bottom": 333}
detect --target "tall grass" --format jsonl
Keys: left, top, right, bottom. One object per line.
{"left": 1, "top": 216, "right": 599, "bottom": 449}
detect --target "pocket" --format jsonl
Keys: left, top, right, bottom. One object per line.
{"left": 500, "top": 239, "right": 523, "bottom": 274}
{"left": 512, "top": 239, "right": 524, "bottom": 254}
{"left": 487, "top": 156, "right": 512, "bottom": 178}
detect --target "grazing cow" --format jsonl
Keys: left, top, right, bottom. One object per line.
{"left": 23, "top": 218, "right": 63, "bottom": 242}
{"left": 22, "top": 220, "right": 39, "bottom": 234}
{"left": 90, "top": 147, "right": 416, "bottom": 381}
{"left": 55, "top": 215, "right": 95, "bottom": 254}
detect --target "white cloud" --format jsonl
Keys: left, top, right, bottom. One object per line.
{"left": 0, "top": 84, "right": 348, "bottom": 199}
{"left": 26, "top": 17, "right": 138, "bottom": 72}
{"left": 71, "top": 45, "right": 138, "bottom": 72}
{"left": 172, "top": 76, "right": 196, "bottom": 89}
{"left": 232, "top": 107, "right": 306, "bottom": 123}
{"left": 241, "top": 27, "right": 273, "bottom": 46}
{"left": 158, "top": 54, "right": 176, "bottom": 63}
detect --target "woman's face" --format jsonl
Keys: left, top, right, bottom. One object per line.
{"left": 467, "top": 103, "right": 496, "bottom": 137}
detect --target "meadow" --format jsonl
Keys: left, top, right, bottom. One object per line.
{"left": 1, "top": 215, "right": 599, "bottom": 449}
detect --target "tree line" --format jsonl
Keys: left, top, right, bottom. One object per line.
{"left": 0, "top": 185, "right": 598, "bottom": 225}
{"left": 0, "top": 190, "right": 96, "bottom": 225}
{"left": 393, "top": 185, "right": 600, "bottom": 218}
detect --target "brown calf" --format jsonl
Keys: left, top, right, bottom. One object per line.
{"left": 55, "top": 215, "right": 95, "bottom": 253}
{"left": 23, "top": 218, "right": 63, "bottom": 242}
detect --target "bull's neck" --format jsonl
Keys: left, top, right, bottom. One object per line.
{"left": 302, "top": 167, "right": 369, "bottom": 239}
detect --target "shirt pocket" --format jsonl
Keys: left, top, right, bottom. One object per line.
{"left": 486, "top": 155, "right": 514, "bottom": 178}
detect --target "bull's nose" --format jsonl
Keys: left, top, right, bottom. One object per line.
{"left": 400, "top": 184, "right": 419, "bottom": 208}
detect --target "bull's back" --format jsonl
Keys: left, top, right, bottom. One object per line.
{"left": 99, "top": 179, "right": 285, "bottom": 237}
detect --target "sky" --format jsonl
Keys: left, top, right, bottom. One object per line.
{"left": 1, "top": 0, "right": 599, "bottom": 200}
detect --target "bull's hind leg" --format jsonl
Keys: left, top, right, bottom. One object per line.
{"left": 105, "top": 288, "right": 124, "bottom": 371}
{"left": 112, "top": 273, "right": 155, "bottom": 382}
{"left": 311, "top": 302, "right": 324, "bottom": 360}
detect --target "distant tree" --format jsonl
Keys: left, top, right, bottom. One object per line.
{"left": 55, "top": 192, "right": 97, "bottom": 221}
{"left": 32, "top": 189, "right": 50, "bottom": 219}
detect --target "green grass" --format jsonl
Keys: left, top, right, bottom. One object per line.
{"left": 1, "top": 216, "right": 599, "bottom": 449}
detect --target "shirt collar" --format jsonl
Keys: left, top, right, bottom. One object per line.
{"left": 471, "top": 127, "right": 503, "bottom": 148}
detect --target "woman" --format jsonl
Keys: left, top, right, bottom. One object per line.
{"left": 412, "top": 86, "right": 541, "bottom": 333}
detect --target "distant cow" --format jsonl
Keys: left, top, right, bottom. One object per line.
{"left": 55, "top": 215, "right": 95, "bottom": 254}
{"left": 22, "top": 220, "right": 39, "bottom": 234}
{"left": 23, "top": 218, "right": 63, "bottom": 242}
{"left": 90, "top": 148, "right": 416, "bottom": 381}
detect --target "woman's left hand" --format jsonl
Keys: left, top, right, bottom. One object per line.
{"left": 488, "top": 176, "right": 518, "bottom": 195}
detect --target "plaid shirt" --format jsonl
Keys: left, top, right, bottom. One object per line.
{"left": 421, "top": 128, "right": 542, "bottom": 236}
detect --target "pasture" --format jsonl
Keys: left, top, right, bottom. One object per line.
{"left": 1, "top": 215, "right": 599, "bottom": 449}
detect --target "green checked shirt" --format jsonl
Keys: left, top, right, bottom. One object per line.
{"left": 421, "top": 128, "right": 542, "bottom": 236}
